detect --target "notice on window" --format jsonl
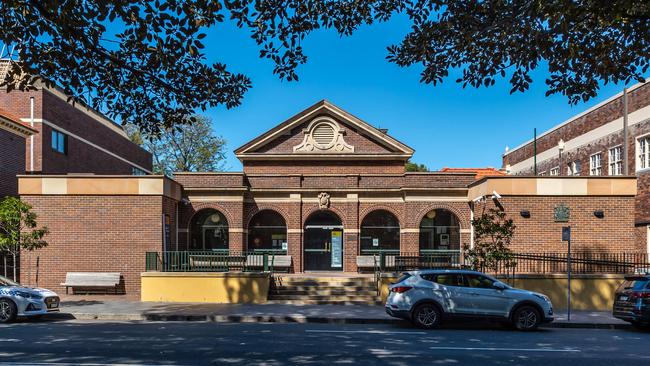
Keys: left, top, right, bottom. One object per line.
{"left": 372, "top": 238, "right": 379, "bottom": 247}
{"left": 331, "top": 231, "right": 343, "bottom": 268}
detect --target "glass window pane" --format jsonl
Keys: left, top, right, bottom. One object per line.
{"left": 248, "top": 210, "right": 287, "bottom": 252}
{"left": 360, "top": 210, "right": 400, "bottom": 253}
{"left": 190, "top": 209, "right": 229, "bottom": 251}
{"left": 419, "top": 209, "right": 461, "bottom": 251}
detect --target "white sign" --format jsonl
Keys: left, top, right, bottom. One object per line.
{"left": 372, "top": 238, "right": 379, "bottom": 247}
{"left": 281, "top": 242, "right": 288, "bottom": 250}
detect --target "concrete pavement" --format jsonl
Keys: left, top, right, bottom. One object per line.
{"left": 49, "top": 298, "right": 629, "bottom": 328}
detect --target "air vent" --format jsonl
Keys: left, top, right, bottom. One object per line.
{"left": 312, "top": 123, "right": 335, "bottom": 146}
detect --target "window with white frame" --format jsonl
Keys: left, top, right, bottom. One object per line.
{"left": 590, "top": 153, "right": 602, "bottom": 175}
{"left": 608, "top": 145, "right": 623, "bottom": 175}
{"left": 637, "top": 135, "right": 650, "bottom": 171}
{"left": 538, "top": 171, "right": 547, "bottom": 176}
{"left": 550, "top": 167, "right": 560, "bottom": 176}
{"left": 567, "top": 161, "right": 581, "bottom": 176}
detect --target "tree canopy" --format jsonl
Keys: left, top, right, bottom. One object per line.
{"left": 126, "top": 115, "right": 227, "bottom": 176}
{"left": 405, "top": 160, "right": 429, "bottom": 172}
{"left": 1, "top": 1, "right": 648, "bottom": 134}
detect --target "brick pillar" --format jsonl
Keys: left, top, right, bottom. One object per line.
{"left": 401, "top": 232, "right": 419, "bottom": 255}
{"left": 230, "top": 200, "right": 245, "bottom": 253}
{"left": 344, "top": 193, "right": 359, "bottom": 272}
{"left": 288, "top": 194, "right": 303, "bottom": 272}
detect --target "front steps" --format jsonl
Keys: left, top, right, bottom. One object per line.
{"left": 268, "top": 275, "right": 381, "bottom": 305}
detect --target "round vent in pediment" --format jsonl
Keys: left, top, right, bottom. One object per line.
{"left": 312, "top": 123, "right": 336, "bottom": 147}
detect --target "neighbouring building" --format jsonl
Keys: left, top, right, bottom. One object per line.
{"left": 503, "top": 81, "right": 650, "bottom": 253}
{"left": 0, "top": 108, "right": 36, "bottom": 198}
{"left": 17, "top": 101, "right": 638, "bottom": 296}
{"left": 0, "top": 64, "right": 152, "bottom": 177}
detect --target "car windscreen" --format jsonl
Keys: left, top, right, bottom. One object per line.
{"left": 619, "top": 278, "right": 650, "bottom": 291}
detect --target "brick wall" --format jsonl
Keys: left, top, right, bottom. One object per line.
{"left": 19, "top": 195, "right": 169, "bottom": 295}
{"left": 242, "top": 160, "right": 407, "bottom": 175}
{"left": 474, "top": 196, "right": 639, "bottom": 253}
{"left": 503, "top": 82, "right": 650, "bottom": 167}
{"left": 0, "top": 88, "right": 152, "bottom": 174}
{"left": 0, "top": 128, "right": 26, "bottom": 197}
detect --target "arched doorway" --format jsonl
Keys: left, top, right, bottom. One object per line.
{"left": 304, "top": 211, "right": 343, "bottom": 271}
{"left": 248, "top": 210, "right": 288, "bottom": 253}
{"left": 419, "top": 209, "right": 461, "bottom": 253}
{"left": 360, "top": 210, "right": 401, "bottom": 255}
{"left": 190, "top": 209, "right": 229, "bottom": 252}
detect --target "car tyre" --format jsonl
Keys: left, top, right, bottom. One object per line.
{"left": 631, "top": 321, "right": 650, "bottom": 330}
{"left": 0, "top": 298, "right": 17, "bottom": 324}
{"left": 412, "top": 303, "right": 442, "bottom": 329}
{"left": 512, "top": 305, "right": 541, "bottom": 331}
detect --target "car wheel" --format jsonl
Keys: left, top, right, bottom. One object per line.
{"left": 0, "top": 298, "right": 17, "bottom": 323}
{"left": 512, "top": 306, "right": 540, "bottom": 331}
{"left": 412, "top": 303, "right": 442, "bottom": 329}
{"left": 632, "top": 321, "right": 650, "bottom": 330}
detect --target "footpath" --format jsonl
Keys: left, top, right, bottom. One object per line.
{"left": 48, "top": 298, "right": 630, "bottom": 329}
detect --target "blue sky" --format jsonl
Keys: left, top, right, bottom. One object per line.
{"left": 202, "top": 15, "right": 632, "bottom": 172}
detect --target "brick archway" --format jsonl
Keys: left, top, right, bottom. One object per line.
{"left": 415, "top": 204, "right": 468, "bottom": 230}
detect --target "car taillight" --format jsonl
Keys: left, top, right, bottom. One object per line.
{"left": 630, "top": 291, "right": 650, "bottom": 299}
{"left": 391, "top": 286, "right": 412, "bottom": 293}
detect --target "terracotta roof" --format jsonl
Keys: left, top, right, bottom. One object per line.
{"left": 439, "top": 167, "right": 506, "bottom": 180}
{"left": 0, "top": 108, "right": 38, "bottom": 135}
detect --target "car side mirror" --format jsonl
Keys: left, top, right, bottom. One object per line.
{"left": 493, "top": 282, "right": 507, "bottom": 290}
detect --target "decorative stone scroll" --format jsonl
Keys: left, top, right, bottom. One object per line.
{"left": 293, "top": 117, "right": 354, "bottom": 153}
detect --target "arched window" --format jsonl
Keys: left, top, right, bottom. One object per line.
{"left": 360, "top": 210, "right": 400, "bottom": 254}
{"left": 419, "top": 209, "right": 460, "bottom": 252}
{"left": 248, "top": 210, "right": 287, "bottom": 253}
{"left": 190, "top": 209, "right": 229, "bottom": 251}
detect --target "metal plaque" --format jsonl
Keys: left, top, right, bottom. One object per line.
{"left": 554, "top": 203, "right": 570, "bottom": 222}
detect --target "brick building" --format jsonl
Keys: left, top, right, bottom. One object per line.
{"left": 17, "top": 101, "right": 638, "bottom": 295}
{"left": 0, "top": 83, "right": 152, "bottom": 178}
{"left": 503, "top": 81, "right": 650, "bottom": 252}
{"left": 0, "top": 108, "right": 36, "bottom": 198}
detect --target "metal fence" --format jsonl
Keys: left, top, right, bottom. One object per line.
{"left": 383, "top": 251, "right": 650, "bottom": 275}
{"left": 0, "top": 252, "right": 19, "bottom": 280}
{"left": 145, "top": 251, "right": 288, "bottom": 273}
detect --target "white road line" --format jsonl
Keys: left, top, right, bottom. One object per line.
{"left": 428, "top": 347, "right": 581, "bottom": 352}
{"left": 305, "top": 330, "right": 426, "bottom": 335}
{"left": 0, "top": 363, "right": 175, "bottom": 366}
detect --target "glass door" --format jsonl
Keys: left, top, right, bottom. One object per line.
{"left": 304, "top": 226, "right": 344, "bottom": 271}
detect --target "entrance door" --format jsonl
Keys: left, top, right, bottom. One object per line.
{"left": 304, "top": 211, "right": 344, "bottom": 271}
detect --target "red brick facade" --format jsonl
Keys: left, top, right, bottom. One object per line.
{"left": 0, "top": 127, "right": 26, "bottom": 198}
{"left": 503, "top": 81, "right": 650, "bottom": 252}
{"left": 0, "top": 87, "right": 152, "bottom": 175}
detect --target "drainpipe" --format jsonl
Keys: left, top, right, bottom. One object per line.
{"left": 533, "top": 128, "right": 537, "bottom": 176}
{"left": 469, "top": 204, "right": 475, "bottom": 249}
{"left": 29, "top": 96, "right": 34, "bottom": 172}
{"left": 623, "top": 88, "right": 629, "bottom": 175}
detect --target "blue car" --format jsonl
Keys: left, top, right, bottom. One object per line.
{"left": 0, "top": 275, "right": 60, "bottom": 323}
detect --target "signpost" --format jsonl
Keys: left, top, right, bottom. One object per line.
{"left": 562, "top": 226, "right": 571, "bottom": 322}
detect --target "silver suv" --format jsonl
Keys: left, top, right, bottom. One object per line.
{"left": 385, "top": 269, "right": 554, "bottom": 330}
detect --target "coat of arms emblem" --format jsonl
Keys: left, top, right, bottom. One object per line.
{"left": 318, "top": 192, "right": 330, "bottom": 209}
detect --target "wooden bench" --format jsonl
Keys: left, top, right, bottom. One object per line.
{"left": 357, "top": 255, "right": 396, "bottom": 272}
{"left": 60, "top": 272, "right": 121, "bottom": 294}
{"left": 246, "top": 255, "right": 292, "bottom": 272}
{"left": 188, "top": 254, "right": 232, "bottom": 271}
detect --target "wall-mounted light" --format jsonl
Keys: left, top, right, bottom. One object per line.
{"left": 594, "top": 210, "right": 605, "bottom": 219}
{"left": 520, "top": 210, "right": 531, "bottom": 218}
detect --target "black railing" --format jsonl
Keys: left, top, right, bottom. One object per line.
{"left": 145, "top": 251, "right": 288, "bottom": 273}
{"left": 0, "top": 252, "right": 19, "bottom": 281}
{"left": 510, "top": 252, "right": 650, "bottom": 274}
{"left": 378, "top": 251, "right": 650, "bottom": 275}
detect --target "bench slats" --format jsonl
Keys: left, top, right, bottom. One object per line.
{"left": 61, "top": 272, "right": 121, "bottom": 294}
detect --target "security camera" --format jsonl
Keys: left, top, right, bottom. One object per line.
{"left": 472, "top": 196, "right": 486, "bottom": 203}
{"left": 492, "top": 191, "right": 502, "bottom": 200}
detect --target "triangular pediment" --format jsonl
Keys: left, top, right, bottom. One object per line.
{"left": 234, "top": 100, "right": 414, "bottom": 161}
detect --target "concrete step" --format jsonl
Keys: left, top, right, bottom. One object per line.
{"left": 267, "top": 299, "right": 383, "bottom": 305}
{"left": 268, "top": 294, "right": 380, "bottom": 302}
{"left": 272, "top": 289, "right": 378, "bottom": 296}
{"left": 273, "top": 280, "right": 377, "bottom": 287}
{"left": 272, "top": 285, "right": 376, "bottom": 291}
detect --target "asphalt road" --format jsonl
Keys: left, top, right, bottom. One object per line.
{"left": 0, "top": 319, "right": 649, "bottom": 366}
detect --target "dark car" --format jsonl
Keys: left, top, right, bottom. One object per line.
{"left": 613, "top": 274, "right": 650, "bottom": 329}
